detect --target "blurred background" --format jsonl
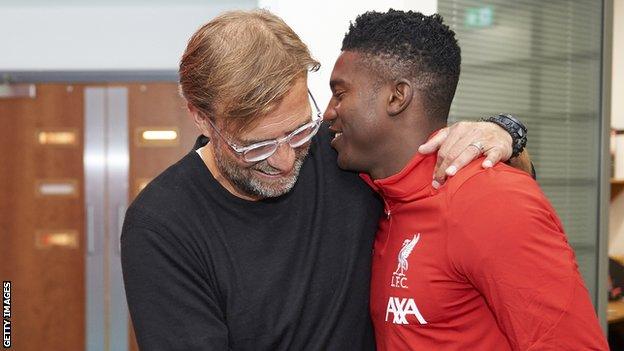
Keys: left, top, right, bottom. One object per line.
{"left": 0, "top": 0, "right": 622, "bottom": 350}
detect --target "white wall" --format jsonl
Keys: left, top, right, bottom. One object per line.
{"left": 258, "top": 0, "right": 437, "bottom": 110}
{"left": 0, "top": 1, "right": 254, "bottom": 71}
{"left": 1, "top": 0, "right": 437, "bottom": 100}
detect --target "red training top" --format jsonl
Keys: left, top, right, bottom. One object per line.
{"left": 362, "top": 150, "right": 608, "bottom": 351}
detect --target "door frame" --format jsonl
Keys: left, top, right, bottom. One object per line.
{"left": 0, "top": 71, "right": 178, "bottom": 83}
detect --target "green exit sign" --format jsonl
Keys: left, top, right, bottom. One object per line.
{"left": 465, "top": 6, "right": 494, "bottom": 28}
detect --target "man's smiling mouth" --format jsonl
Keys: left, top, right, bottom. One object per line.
{"left": 330, "top": 131, "right": 344, "bottom": 148}
{"left": 329, "top": 126, "right": 343, "bottom": 141}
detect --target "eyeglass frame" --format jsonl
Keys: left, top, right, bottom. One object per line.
{"left": 204, "top": 90, "right": 323, "bottom": 163}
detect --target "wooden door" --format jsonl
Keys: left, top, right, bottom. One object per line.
{"left": 0, "top": 81, "right": 197, "bottom": 351}
{"left": 0, "top": 84, "right": 85, "bottom": 350}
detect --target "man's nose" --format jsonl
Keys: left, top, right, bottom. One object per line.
{"left": 323, "top": 101, "right": 336, "bottom": 122}
{"left": 266, "top": 143, "right": 296, "bottom": 173}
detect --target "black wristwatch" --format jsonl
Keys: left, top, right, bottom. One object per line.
{"left": 484, "top": 114, "right": 527, "bottom": 158}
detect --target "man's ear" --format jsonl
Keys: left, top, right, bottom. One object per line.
{"left": 188, "top": 102, "right": 202, "bottom": 125}
{"left": 387, "top": 79, "right": 413, "bottom": 117}
{"left": 188, "top": 103, "right": 210, "bottom": 136}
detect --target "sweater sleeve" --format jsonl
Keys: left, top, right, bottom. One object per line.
{"left": 447, "top": 168, "right": 607, "bottom": 351}
{"left": 121, "top": 208, "right": 229, "bottom": 351}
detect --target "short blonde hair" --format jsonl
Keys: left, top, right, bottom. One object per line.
{"left": 179, "top": 9, "right": 320, "bottom": 132}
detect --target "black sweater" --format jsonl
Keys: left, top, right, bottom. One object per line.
{"left": 121, "top": 126, "right": 383, "bottom": 350}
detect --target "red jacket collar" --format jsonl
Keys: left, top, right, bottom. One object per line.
{"left": 360, "top": 130, "right": 440, "bottom": 203}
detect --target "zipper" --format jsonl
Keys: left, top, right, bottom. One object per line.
{"left": 378, "top": 196, "right": 393, "bottom": 255}
{"left": 382, "top": 197, "right": 392, "bottom": 219}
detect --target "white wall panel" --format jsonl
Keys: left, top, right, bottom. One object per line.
{"left": 0, "top": 1, "right": 254, "bottom": 71}
{"left": 259, "top": 0, "right": 437, "bottom": 109}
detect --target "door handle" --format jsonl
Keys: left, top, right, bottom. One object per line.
{"left": 116, "top": 205, "right": 126, "bottom": 256}
{"left": 87, "top": 205, "right": 95, "bottom": 255}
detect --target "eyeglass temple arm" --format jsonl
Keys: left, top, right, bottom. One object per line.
{"left": 307, "top": 89, "right": 322, "bottom": 119}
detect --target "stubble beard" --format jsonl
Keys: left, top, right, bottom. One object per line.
{"left": 212, "top": 142, "right": 310, "bottom": 199}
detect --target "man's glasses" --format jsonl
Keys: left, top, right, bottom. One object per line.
{"left": 205, "top": 90, "right": 323, "bottom": 163}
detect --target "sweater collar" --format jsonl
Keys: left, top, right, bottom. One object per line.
{"left": 359, "top": 130, "right": 439, "bottom": 202}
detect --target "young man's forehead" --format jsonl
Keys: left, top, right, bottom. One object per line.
{"left": 330, "top": 51, "right": 365, "bottom": 86}
{"left": 330, "top": 78, "right": 348, "bottom": 90}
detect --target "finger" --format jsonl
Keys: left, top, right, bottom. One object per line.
{"left": 418, "top": 127, "right": 449, "bottom": 154}
{"left": 432, "top": 152, "right": 446, "bottom": 189}
{"left": 445, "top": 144, "right": 481, "bottom": 176}
{"left": 482, "top": 148, "right": 503, "bottom": 168}
{"left": 435, "top": 122, "right": 479, "bottom": 160}
{"left": 496, "top": 138, "right": 513, "bottom": 163}
{"left": 432, "top": 166, "right": 446, "bottom": 189}
{"left": 480, "top": 122, "right": 512, "bottom": 162}
{"left": 433, "top": 135, "right": 465, "bottom": 187}
{"left": 437, "top": 132, "right": 479, "bottom": 176}
{"left": 431, "top": 122, "right": 478, "bottom": 188}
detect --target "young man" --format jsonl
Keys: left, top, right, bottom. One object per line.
{"left": 122, "top": 10, "right": 527, "bottom": 350}
{"left": 324, "top": 10, "right": 608, "bottom": 350}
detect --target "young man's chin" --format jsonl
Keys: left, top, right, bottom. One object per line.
{"left": 333, "top": 141, "right": 361, "bottom": 172}
{"left": 336, "top": 153, "right": 360, "bottom": 173}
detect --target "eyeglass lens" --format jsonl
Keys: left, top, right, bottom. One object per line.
{"left": 242, "top": 122, "right": 319, "bottom": 162}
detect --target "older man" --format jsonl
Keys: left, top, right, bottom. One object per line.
{"left": 121, "top": 10, "right": 525, "bottom": 350}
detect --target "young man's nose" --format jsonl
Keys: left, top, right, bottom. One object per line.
{"left": 323, "top": 102, "right": 337, "bottom": 122}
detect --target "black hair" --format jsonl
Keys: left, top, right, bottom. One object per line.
{"left": 342, "top": 10, "right": 461, "bottom": 121}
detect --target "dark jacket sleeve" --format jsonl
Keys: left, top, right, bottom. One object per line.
{"left": 121, "top": 209, "right": 228, "bottom": 350}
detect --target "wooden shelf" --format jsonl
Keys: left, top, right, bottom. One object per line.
{"left": 613, "top": 179, "right": 624, "bottom": 185}
{"left": 609, "top": 300, "right": 624, "bottom": 324}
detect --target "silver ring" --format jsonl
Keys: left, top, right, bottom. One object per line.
{"left": 468, "top": 141, "right": 484, "bottom": 153}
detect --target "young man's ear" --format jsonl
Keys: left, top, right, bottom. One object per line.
{"left": 387, "top": 79, "right": 413, "bottom": 116}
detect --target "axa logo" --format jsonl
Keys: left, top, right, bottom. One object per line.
{"left": 391, "top": 234, "right": 420, "bottom": 289}
{"left": 385, "top": 296, "right": 427, "bottom": 325}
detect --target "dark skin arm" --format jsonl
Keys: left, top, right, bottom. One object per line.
{"left": 506, "top": 149, "right": 533, "bottom": 176}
